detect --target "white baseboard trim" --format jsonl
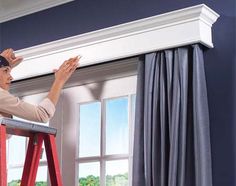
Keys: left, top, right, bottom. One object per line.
{"left": 12, "top": 4, "right": 219, "bottom": 81}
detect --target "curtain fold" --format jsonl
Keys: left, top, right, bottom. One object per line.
{"left": 132, "top": 44, "right": 212, "bottom": 186}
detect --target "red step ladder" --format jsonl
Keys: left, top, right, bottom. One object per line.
{"left": 0, "top": 117, "right": 63, "bottom": 186}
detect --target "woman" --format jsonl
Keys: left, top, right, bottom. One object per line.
{"left": 0, "top": 48, "right": 80, "bottom": 122}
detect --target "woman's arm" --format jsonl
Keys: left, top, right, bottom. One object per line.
{"left": 47, "top": 56, "right": 80, "bottom": 106}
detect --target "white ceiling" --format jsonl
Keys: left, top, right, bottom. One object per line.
{"left": 0, "top": 0, "right": 74, "bottom": 23}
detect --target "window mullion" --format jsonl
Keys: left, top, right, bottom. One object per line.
{"left": 100, "top": 98, "right": 106, "bottom": 186}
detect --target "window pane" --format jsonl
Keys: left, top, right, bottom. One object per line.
{"left": 7, "top": 167, "right": 23, "bottom": 185}
{"left": 8, "top": 136, "right": 26, "bottom": 165}
{"left": 131, "top": 95, "right": 136, "bottom": 120}
{"left": 106, "top": 160, "right": 128, "bottom": 186}
{"left": 131, "top": 94, "right": 136, "bottom": 155}
{"left": 79, "top": 102, "right": 101, "bottom": 157}
{"left": 106, "top": 97, "right": 128, "bottom": 155}
{"left": 78, "top": 162, "right": 100, "bottom": 186}
{"left": 36, "top": 166, "right": 48, "bottom": 185}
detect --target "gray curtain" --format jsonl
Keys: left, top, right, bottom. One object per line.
{"left": 132, "top": 44, "right": 212, "bottom": 186}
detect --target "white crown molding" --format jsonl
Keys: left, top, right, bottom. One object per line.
{"left": 0, "top": 0, "right": 74, "bottom": 23}
{"left": 12, "top": 4, "right": 219, "bottom": 81}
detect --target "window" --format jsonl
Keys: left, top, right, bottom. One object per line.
{"left": 60, "top": 72, "right": 137, "bottom": 186}
{"left": 77, "top": 95, "right": 135, "bottom": 186}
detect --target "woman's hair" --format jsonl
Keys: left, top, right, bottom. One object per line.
{"left": 0, "top": 56, "right": 9, "bottom": 68}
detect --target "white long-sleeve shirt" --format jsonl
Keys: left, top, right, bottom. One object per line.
{"left": 0, "top": 87, "right": 55, "bottom": 123}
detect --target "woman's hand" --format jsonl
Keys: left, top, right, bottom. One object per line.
{"left": 0, "top": 48, "right": 23, "bottom": 68}
{"left": 54, "top": 56, "right": 81, "bottom": 86}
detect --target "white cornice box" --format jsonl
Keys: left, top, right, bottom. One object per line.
{"left": 12, "top": 4, "right": 219, "bottom": 81}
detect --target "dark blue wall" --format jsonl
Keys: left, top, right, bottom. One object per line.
{"left": 1, "top": 0, "right": 235, "bottom": 185}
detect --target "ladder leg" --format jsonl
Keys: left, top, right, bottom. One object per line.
{"left": 21, "top": 134, "right": 43, "bottom": 186}
{"left": 0, "top": 125, "right": 7, "bottom": 186}
{"left": 44, "top": 134, "right": 63, "bottom": 186}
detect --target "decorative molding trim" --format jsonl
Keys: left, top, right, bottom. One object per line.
{"left": 0, "top": 0, "right": 74, "bottom": 23}
{"left": 12, "top": 4, "right": 219, "bottom": 81}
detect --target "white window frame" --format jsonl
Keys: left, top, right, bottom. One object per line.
{"left": 63, "top": 75, "right": 137, "bottom": 185}
{"left": 10, "top": 57, "right": 139, "bottom": 185}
